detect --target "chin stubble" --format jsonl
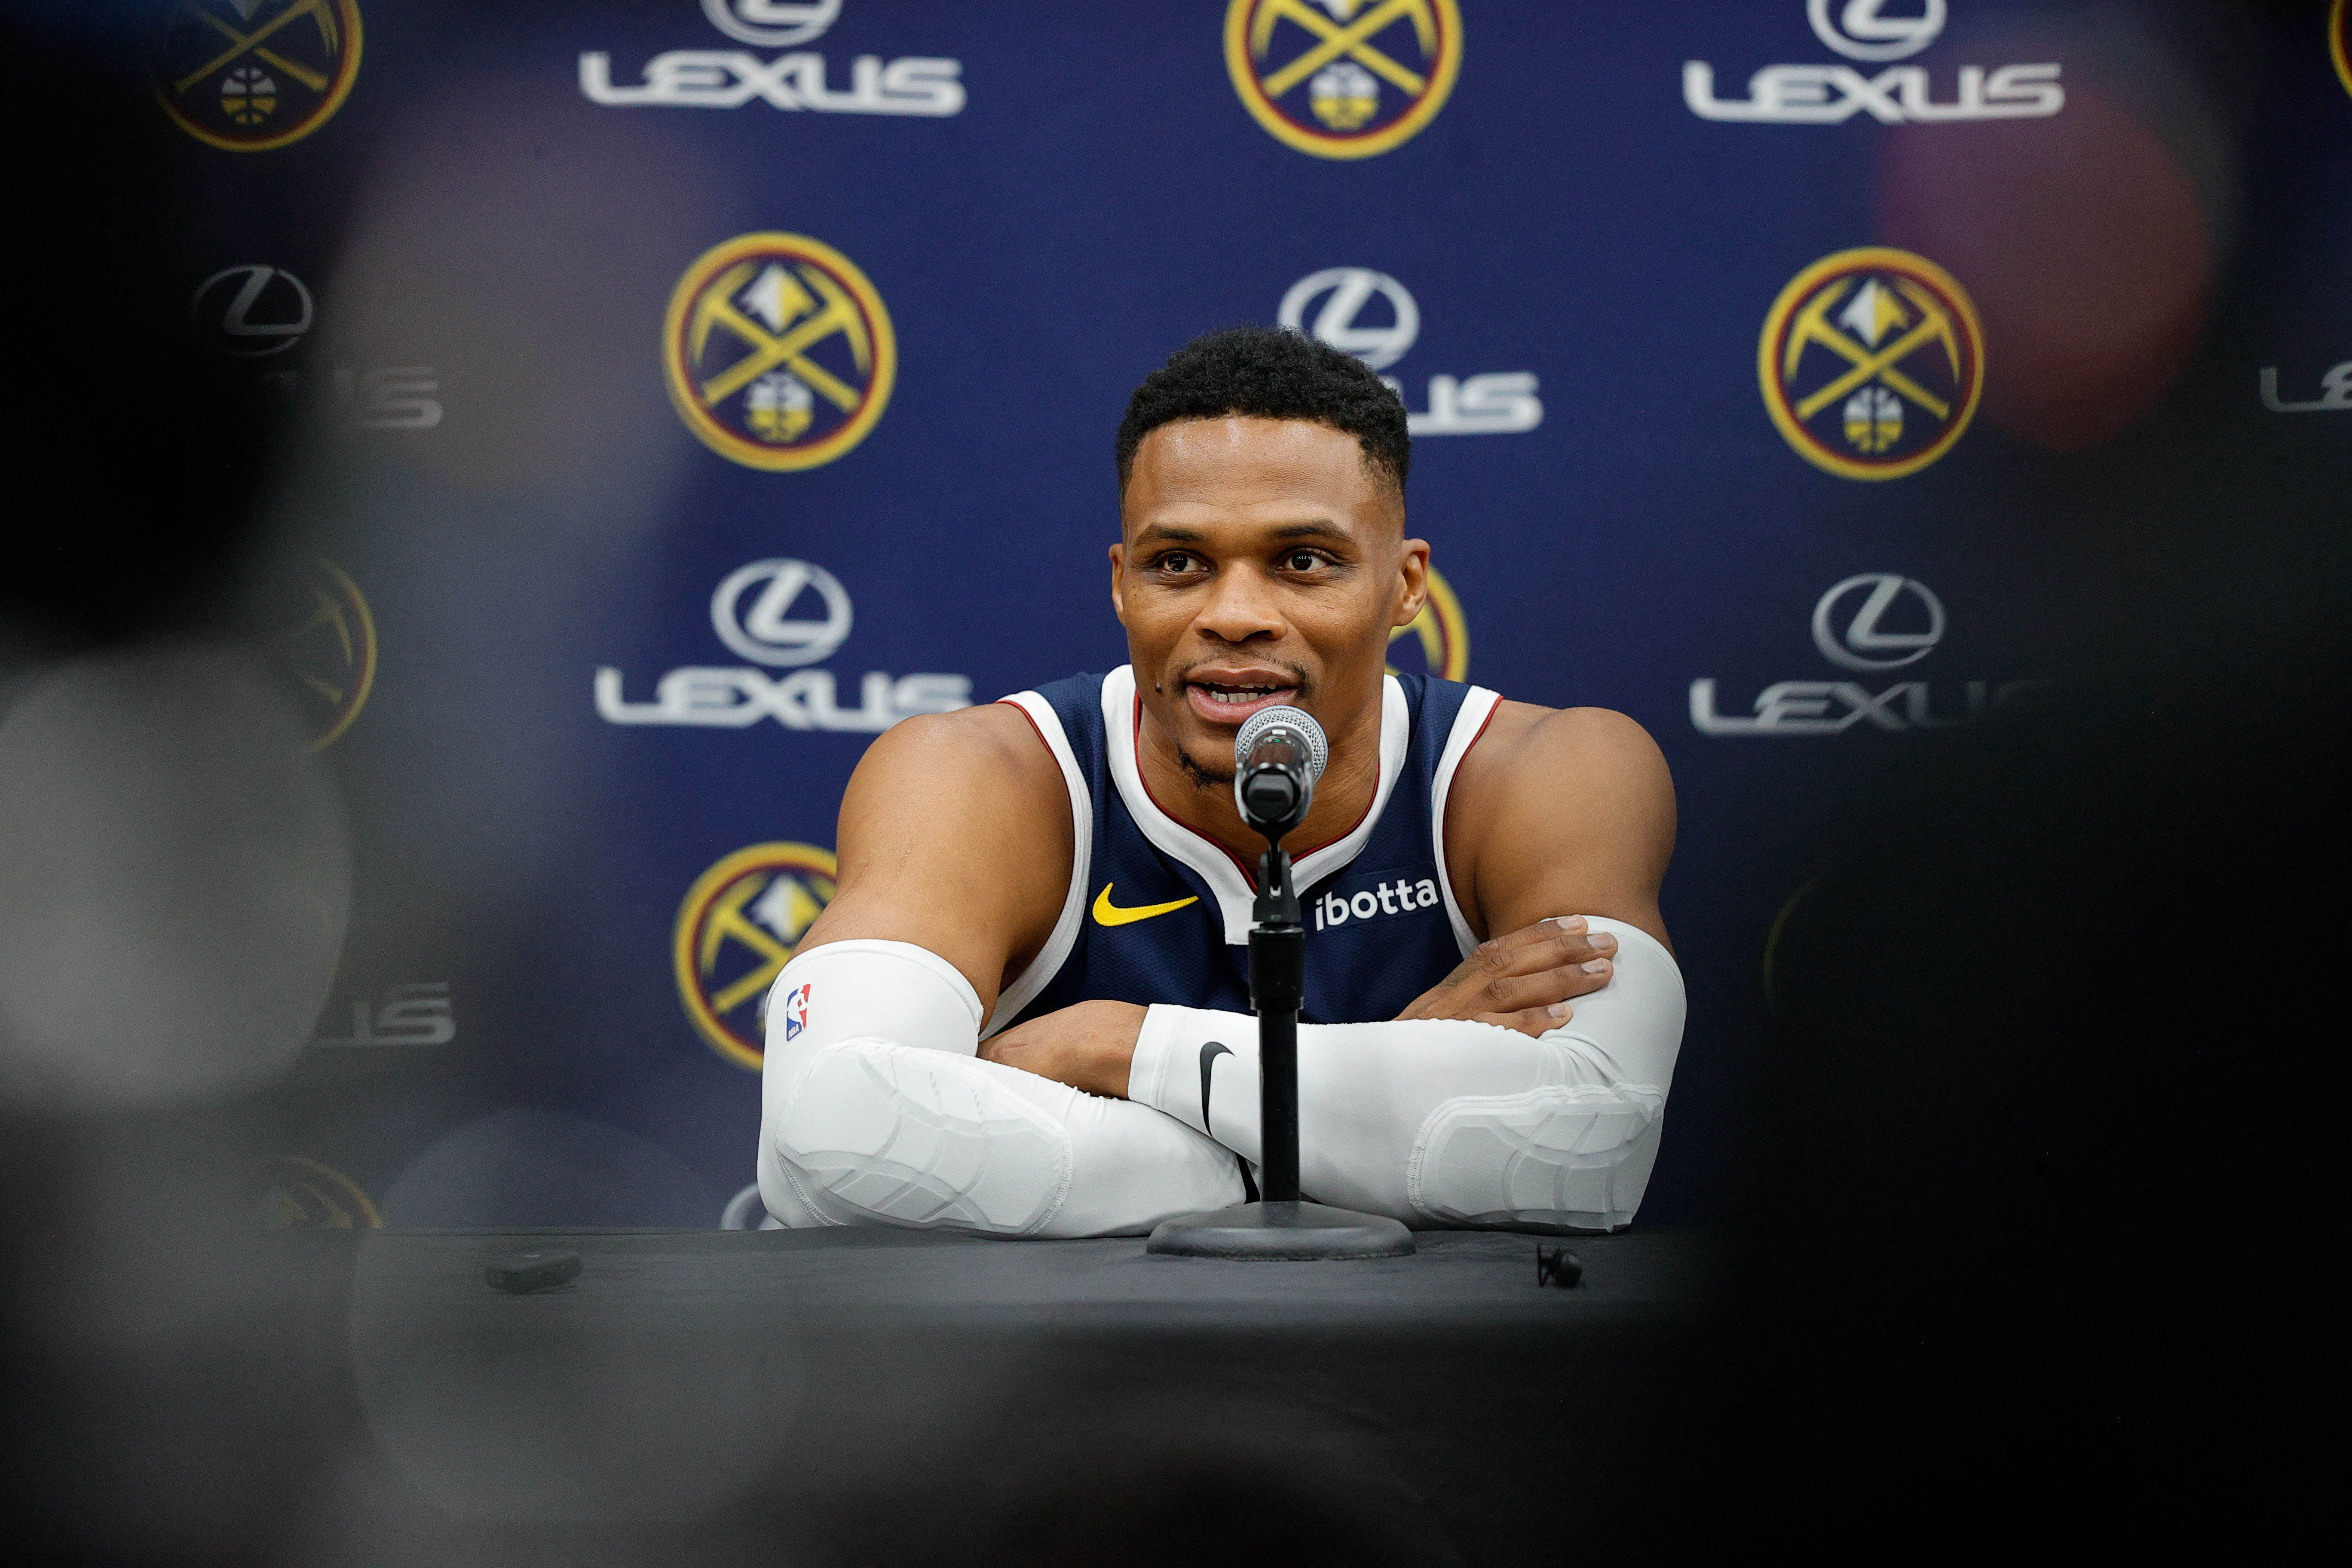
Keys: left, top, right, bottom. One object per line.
{"left": 1173, "top": 745, "right": 1232, "bottom": 793}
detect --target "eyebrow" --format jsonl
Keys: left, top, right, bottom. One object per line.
{"left": 1130, "top": 519, "right": 1351, "bottom": 546}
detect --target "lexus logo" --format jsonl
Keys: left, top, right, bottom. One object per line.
{"left": 1277, "top": 266, "right": 1420, "bottom": 370}
{"left": 191, "top": 264, "right": 314, "bottom": 356}
{"left": 599, "top": 556, "right": 971, "bottom": 732}
{"left": 710, "top": 558, "right": 853, "bottom": 667}
{"left": 1808, "top": 0, "right": 1945, "bottom": 61}
{"left": 1693, "top": 570, "right": 2031, "bottom": 736}
{"left": 700, "top": 0, "right": 839, "bottom": 47}
{"left": 1810, "top": 573, "right": 1945, "bottom": 670}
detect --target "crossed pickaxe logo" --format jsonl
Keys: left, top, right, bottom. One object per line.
{"left": 290, "top": 583, "right": 356, "bottom": 707}
{"left": 173, "top": 0, "right": 342, "bottom": 98}
{"left": 1781, "top": 273, "right": 1964, "bottom": 426}
{"left": 273, "top": 561, "right": 373, "bottom": 750}
{"left": 698, "top": 869, "right": 827, "bottom": 1017}
{"left": 1251, "top": 0, "right": 1439, "bottom": 103}
{"left": 687, "top": 259, "right": 873, "bottom": 426}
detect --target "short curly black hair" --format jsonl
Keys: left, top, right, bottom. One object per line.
{"left": 1115, "top": 324, "right": 1410, "bottom": 500}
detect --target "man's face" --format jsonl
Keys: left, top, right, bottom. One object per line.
{"left": 1112, "top": 416, "right": 1427, "bottom": 786}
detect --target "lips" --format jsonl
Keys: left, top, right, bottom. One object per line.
{"left": 1182, "top": 670, "right": 1301, "bottom": 725}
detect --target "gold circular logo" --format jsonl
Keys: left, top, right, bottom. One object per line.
{"left": 1225, "top": 0, "right": 1463, "bottom": 160}
{"left": 148, "top": 0, "right": 363, "bottom": 153}
{"left": 273, "top": 557, "right": 377, "bottom": 751}
{"left": 1387, "top": 563, "right": 1470, "bottom": 681}
{"left": 1758, "top": 248, "right": 1985, "bottom": 482}
{"left": 258, "top": 1154, "right": 381, "bottom": 1228}
{"left": 2332, "top": 0, "right": 2351, "bottom": 98}
{"left": 674, "top": 842, "right": 838, "bottom": 1071}
{"left": 662, "top": 233, "right": 897, "bottom": 472}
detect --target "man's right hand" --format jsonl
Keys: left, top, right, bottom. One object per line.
{"left": 1394, "top": 916, "right": 1617, "bottom": 1038}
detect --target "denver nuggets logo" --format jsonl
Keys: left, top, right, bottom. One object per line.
{"left": 1387, "top": 563, "right": 1469, "bottom": 681}
{"left": 1225, "top": 0, "right": 1463, "bottom": 160}
{"left": 674, "top": 842, "right": 838, "bottom": 1070}
{"left": 257, "top": 1155, "right": 381, "bottom": 1228}
{"left": 147, "top": 0, "right": 364, "bottom": 153}
{"left": 1759, "top": 248, "right": 1984, "bottom": 481}
{"left": 662, "top": 233, "right": 896, "bottom": 471}
{"left": 273, "top": 557, "right": 376, "bottom": 751}
{"left": 2333, "top": 0, "right": 2350, "bottom": 99}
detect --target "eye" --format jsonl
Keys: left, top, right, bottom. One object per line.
{"left": 1158, "top": 551, "right": 1197, "bottom": 574}
{"left": 1283, "top": 549, "right": 1324, "bottom": 571}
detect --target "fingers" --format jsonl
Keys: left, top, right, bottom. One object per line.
{"left": 1459, "top": 921, "right": 1618, "bottom": 1014}
{"left": 975, "top": 1021, "right": 1038, "bottom": 1065}
{"left": 1398, "top": 916, "right": 1622, "bottom": 1027}
{"left": 1467, "top": 916, "right": 1620, "bottom": 982}
{"left": 1481, "top": 1001, "right": 1576, "bottom": 1040}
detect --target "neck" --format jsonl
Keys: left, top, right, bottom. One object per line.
{"left": 1134, "top": 680, "right": 1387, "bottom": 873}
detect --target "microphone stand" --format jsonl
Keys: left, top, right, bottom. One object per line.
{"left": 1145, "top": 806, "right": 1415, "bottom": 1261}
{"left": 1250, "top": 839, "right": 1307, "bottom": 1207}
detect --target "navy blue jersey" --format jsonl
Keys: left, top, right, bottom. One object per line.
{"left": 989, "top": 665, "right": 1502, "bottom": 1035}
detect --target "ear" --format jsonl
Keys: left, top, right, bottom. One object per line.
{"left": 1392, "top": 538, "right": 1431, "bottom": 629}
{"left": 1108, "top": 540, "right": 1128, "bottom": 626}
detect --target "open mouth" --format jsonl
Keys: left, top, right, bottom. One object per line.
{"left": 1182, "top": 677, "right": 1301, "bottom": 724}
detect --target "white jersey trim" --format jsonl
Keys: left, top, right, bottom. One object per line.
{"left": 985, "top": 689, "right": 1094, "bottom": 1038}
{"left": 1429, "top": 686, "right": 1502, "bottom": 958}
{"left": 1102, "top": 665, "right": 1410, "bottom": 946}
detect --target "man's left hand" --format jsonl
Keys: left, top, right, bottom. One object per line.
{"left": 977, "top": 999, "right": 1145, "bottom": 1098}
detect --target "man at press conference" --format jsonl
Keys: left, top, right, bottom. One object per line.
{"left": 755, "top": 325, "right": 1684, "bottom": 1237}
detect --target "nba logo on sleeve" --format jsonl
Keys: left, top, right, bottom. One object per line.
{"left": 782, "top": 983, "right": 812, "bottom": 1041}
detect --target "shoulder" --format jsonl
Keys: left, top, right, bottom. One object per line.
{"left": 1435, "top": 698, "right": 1675, "bottom": 943}
{"left": 820, "top": 700, "right": 1078, "bottom": 998}
{"left": 849, "top": 701, "right": 1065, "bottom": 802}
{"left": 838, "top": 702, "right": 1075, "bottom": 867}
{"left": 1460, "top": 700, "right": 1673, "bottom": 812}
{"left": 1446, "top": 698, "right": 1676, "bottom": 914}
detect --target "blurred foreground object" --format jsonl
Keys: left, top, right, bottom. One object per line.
{"left": 0, "top": 646, "right": 351, "bottom": 1109}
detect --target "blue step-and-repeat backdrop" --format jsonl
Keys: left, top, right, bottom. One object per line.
{"left": 142, "top": 0, "right": 2347, "bottom": 1226}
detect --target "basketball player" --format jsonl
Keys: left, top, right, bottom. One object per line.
{"left": 755, "top": 326, "right": 1681, "bottom": 1237}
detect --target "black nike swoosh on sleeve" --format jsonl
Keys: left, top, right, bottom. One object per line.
{"left": 1197, "top": 1041, "right": 1232, "bottom": 1140}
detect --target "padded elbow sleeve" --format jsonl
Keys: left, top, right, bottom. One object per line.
{"left": 1127, "top": 918, "right": 1684, "bottom": 1232}
{"left": 755, "top": 938, "right": 986, "bottom": 1228}
{"left": 756, "top": 939, "right": 1242, "bottom": 1237}
{"left": 1412, "top": 919, "right": 1682, "bottom": 1231}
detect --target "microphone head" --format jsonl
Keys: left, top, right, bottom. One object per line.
{"left": 1231, "top": 705, "right": 1328, "bottom": 782}
{"left": 1232, "top": 706, "right": 1328, "bottom": 836}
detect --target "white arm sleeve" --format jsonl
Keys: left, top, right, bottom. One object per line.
{"left": 1126, "top": 918, "right": 1684, "bottom": 1232}
{"left": 755, "top": 939, "right": 1243, "bottom": 1237}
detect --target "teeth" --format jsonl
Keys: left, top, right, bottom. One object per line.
{"left": 1200, "top": 685, "right": 1278, "bottom": 704}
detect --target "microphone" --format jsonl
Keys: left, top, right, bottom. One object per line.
{"left": 1231, "top": 705, "right": 1328, "bottom": 839}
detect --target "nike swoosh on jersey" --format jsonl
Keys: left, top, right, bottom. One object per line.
{"left": 1198, "top": 1041, "right": 1232, "bottom": 1140}
{"left": 1091, "top": 883, "right": 1200, "bottom": 927}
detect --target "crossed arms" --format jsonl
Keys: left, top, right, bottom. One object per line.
{"left": 793, "top": 694, "right": 1676, "bottom": 1086}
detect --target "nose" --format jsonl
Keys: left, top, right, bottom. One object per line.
{"left": 1192, "top": 563, "right": 1286, "bottom": 646}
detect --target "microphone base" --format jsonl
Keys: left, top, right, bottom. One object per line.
{"left": 1144, "top": 1200, "right": 1415, "bottom": 1261}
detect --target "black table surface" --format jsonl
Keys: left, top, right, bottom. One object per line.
{"left": 264, "top": 1225, "right": 1718, "bottom": 1566}
{"left": 317, "top": 1221, "right": 1709, "bottom": 1320}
